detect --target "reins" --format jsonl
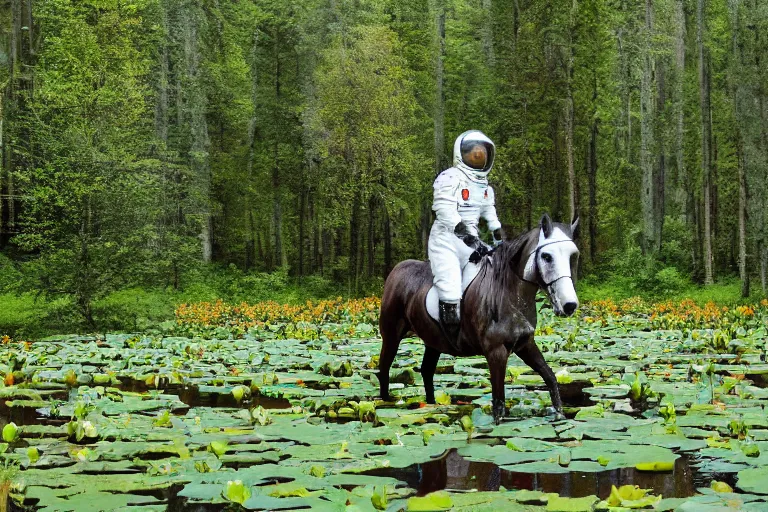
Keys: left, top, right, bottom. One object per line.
{"left": 487, "top": 238, "right": 573, "bottom": 288}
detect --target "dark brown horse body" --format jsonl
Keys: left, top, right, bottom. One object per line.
{"left": 378, "top": 215, "right": 578, "bottom": 423}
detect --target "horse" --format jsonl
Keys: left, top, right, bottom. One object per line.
{"left": 378, "top": 213, "right": 580, "bottom": 424}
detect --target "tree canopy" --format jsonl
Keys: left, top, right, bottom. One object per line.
{"left": 0, "top": 0, "right": 766, "bottom": 318}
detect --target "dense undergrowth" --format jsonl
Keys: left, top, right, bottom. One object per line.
{"left": 0, "top": 258, "right": 765, "bottom": 339}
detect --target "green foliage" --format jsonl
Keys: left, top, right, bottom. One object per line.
{"left": 11, "top": 0, "right": 199, "bottom": 327}
{"left": 2, "top": 306, "right": 768, "bottom": 510}
{"left": 0, "top": 264, "right": 346, "bottom": 337}
{"left": 0, "top": 0, "right": 766, "bottom": 339}
{"left": 2, "top": 422, "right": 19, "bottom": 443}
{"left": 222, "top": 479, "right": 251, "bottom": 505}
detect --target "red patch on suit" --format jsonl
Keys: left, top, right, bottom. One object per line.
{"left": 461, "top": 189, "right": 469, "bottom": 201}
{"left": 484, "top": 190, "right": 488, "bottom": 199}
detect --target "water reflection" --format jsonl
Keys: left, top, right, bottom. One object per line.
{"left": 367, "top": 449, "right": 720, "bottom": 498}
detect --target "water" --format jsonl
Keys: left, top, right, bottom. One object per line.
{"left": 0, "top": 382, "right": 292, "bottom": 429}
{"left": 745, "top": 373, "right": 768, "bottom": 388}
{"left": 363, "top": 449, "right": 735, "bottom": 499}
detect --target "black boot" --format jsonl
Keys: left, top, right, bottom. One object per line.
{"left": 438, "top": 301, "right": 461, "bottom": 350}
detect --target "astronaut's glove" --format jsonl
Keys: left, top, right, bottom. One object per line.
{"left": 469, "top": 248, "right": 489, "bottom": 264}
{"left": 454, "top": 222, "right": 482, "bottom": 250}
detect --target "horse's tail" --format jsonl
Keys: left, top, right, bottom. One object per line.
{"left": 381, "top": 260, "right": 412, "bottom": 327}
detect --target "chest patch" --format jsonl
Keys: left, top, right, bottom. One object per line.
{"left": 484, "top": 190, "right": 488, "bottom": 199}
{"left": 461, "top": 189, "right": 469, "bottom": 201}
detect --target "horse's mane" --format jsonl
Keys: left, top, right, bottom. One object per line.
{"left": 473, "top": 222, "right": 575, "bottom": 326}
{"left": 470, "top": 229, "right": 536, "bottom": 324}
{"left": 468, "top": 221, "right": 575, "bottom": 327}
{"left": 482, "top": 221, "right": 574, "bottom": 287}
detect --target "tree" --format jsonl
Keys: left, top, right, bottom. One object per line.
{"left": 1, "top": 0, "right": 767, "bottom": 308}
{"left": 14, "top": 0, "right": 197, "bottom": 325}
{"left": 698, "top": 0, "right": 715, "bottom": 285}
{"left": 641, "top": 0, "right": 656, "bottom": 254}
{"left": 310, "top": 22, "right": 420, "bottom": 292}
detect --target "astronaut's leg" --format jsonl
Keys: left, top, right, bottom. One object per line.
{"left": 428, "top": 226, "right": 463, "bottom": 345}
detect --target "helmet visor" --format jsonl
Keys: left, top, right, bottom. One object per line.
{"left": 460, "top": 135, "right": 495, "bottom": 172}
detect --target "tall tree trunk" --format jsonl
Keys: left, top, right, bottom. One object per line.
{"left": 712, "top": 134, "right": 718, "bottom": 241}
{"left": 698, "top": 0, "right": 714, "bottom": 285}
{"left": 729, "top": 0, "right": 749, "bottom": 296}
{"left": 245, "top": 32, "right": 258, "bottom": 270}
{"left": 760, "top": 241, "right": 767, "bottom": 295}
{"left": 155, "top": 2, "right": 170, "bottom": 144}
{"left": 617, "top": 15, "right": 632, "bottom": 165}
{"left": 525, "top": 158, "right": 533, "bottom": 230}
{"left": 367, "top": 194, "right": 375, "bottom": 278}
{"left": 322, "top": 227, "right": 331, "bottom": 277}
{"left": 655, "top": 59, "right": 666, "bottom": 252}
{"left": 761, "top": 83, "right": 768, "bottom": 295}
{"left": 738, "top": 142, "right": 749, "bottom": 296}
{"left": 312, "top": 190, "right": 321, "bottom": 274}
{"left": 299, "top": 180, "right": 306, "bottom": 276}
{"left": 183, "top": 6, "right": 212, "bottom": 263}
{"left": 23, "top": 0, "right": 32, "bottom": 55}
{"left": 552, "top": 117, "right": 562, "bottom": 224}
{"left": 0, "top": 93, "right": 4, "bottom": 246}
{"left": 565, "top": 31, "right": 577, "bottom": 223}
{"left": 692, "top": 190, "right": 702, "bottom": 278}
{"left": 759, "top": 9, "right": 768, "bottom": 294}
{"left": 426, "top": 0, "right": 447, "bottom": 257}
{"left": 565, "top": 107, "right": 576, "bottom": 224}
{"left": 350, "top": 183, "right": 361, "bottom": 294}
{"left": 10, "top": 0, "right": 19, "bottom": 80}
{"left": 244, "top": 116, "right": 257, "bottom": 270}
{"left": 272, "top": 28, "right": 286, "bottom": 269}
{"left": 1, "top": 0, "right": 22, "bottom": 246}
{"left": 641, "top": 0, "right": 655, "bottom": 253}
{"left": 588, "top": 72, "right": 598, "bottom": 262}
{"left": 674, "top": 0, "right": 687, "bottom": 218}
{"left": 383, "top": 206, "right": 393, "bottom": 277}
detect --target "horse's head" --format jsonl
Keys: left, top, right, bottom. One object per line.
{"left": 523, "top": 213, "right": 580, "bottom": 317}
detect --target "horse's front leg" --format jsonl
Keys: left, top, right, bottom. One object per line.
{"left": 485, "top": 345, "right": 509, "bottom": 425}
{"left": 421, "top": 346, "right": 441, "bottom": 404}
{"left": 516, "top": 340, "right": 564, "bottom": 419}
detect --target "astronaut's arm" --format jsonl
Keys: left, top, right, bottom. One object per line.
{"left": 432, "top": 174, "right": 462, "bottom": 231}
{"left": 480, "top": 187, "right": 503, "bottom": 233}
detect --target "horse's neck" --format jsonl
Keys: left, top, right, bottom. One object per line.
{"left": 512, "top": 233, "right": 540, "bottom": 320}
{"left": 513, "top": 278, "right": 539, "bottom": 322}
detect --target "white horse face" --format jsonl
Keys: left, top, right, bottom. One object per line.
{"left": 537, "top": 232, "right": 579, "bottom": 317}
{"left": 524, "top": 219, "right": 580, "bottom": 317}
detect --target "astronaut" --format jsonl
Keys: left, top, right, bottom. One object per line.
{"left": 429, "top": 130, "right": 504, "bottom": 340}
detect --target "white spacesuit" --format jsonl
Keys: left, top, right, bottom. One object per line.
{"left": 429, "top": 130, "right": 504, "bottom": 337}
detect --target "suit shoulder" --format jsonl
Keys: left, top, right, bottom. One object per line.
{"left": 434, "top": 168, "right": 462, "bottom": 187}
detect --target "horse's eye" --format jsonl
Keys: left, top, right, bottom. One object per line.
{"left": 541, "top": 253, "right": 553, "bottom": 263}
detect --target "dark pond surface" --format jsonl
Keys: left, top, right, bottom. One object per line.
{"left": 364, "top": 448, "right": 738, "bottom": 499}
{"left": 175, "top": 386, "right": 292, "bottom": 410}
{"left": 0, "top": 383, "right": 293, "bottom": 429}
{"left": 745, "top": 373, "right": 768, "bottom": 388}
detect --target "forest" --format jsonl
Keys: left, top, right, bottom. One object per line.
{"left": 0, "top": 0, "right": 766, "bottom": 327}
{"left": 4, "top": 2, "right": 768, "bottom": 510}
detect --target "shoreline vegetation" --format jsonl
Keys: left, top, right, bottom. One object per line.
{"left": 1, "top": 272, "right": 764, "bottom": 340}
{"left": 2, "top": 276, "right": 767, "bottom": 510}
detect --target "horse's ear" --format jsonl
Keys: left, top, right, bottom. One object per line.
{"left": 571, "top": 216, "right": 580, "bottom": 241}
{"left": 540, "top": 213, "right": 554, "bottom": 239}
